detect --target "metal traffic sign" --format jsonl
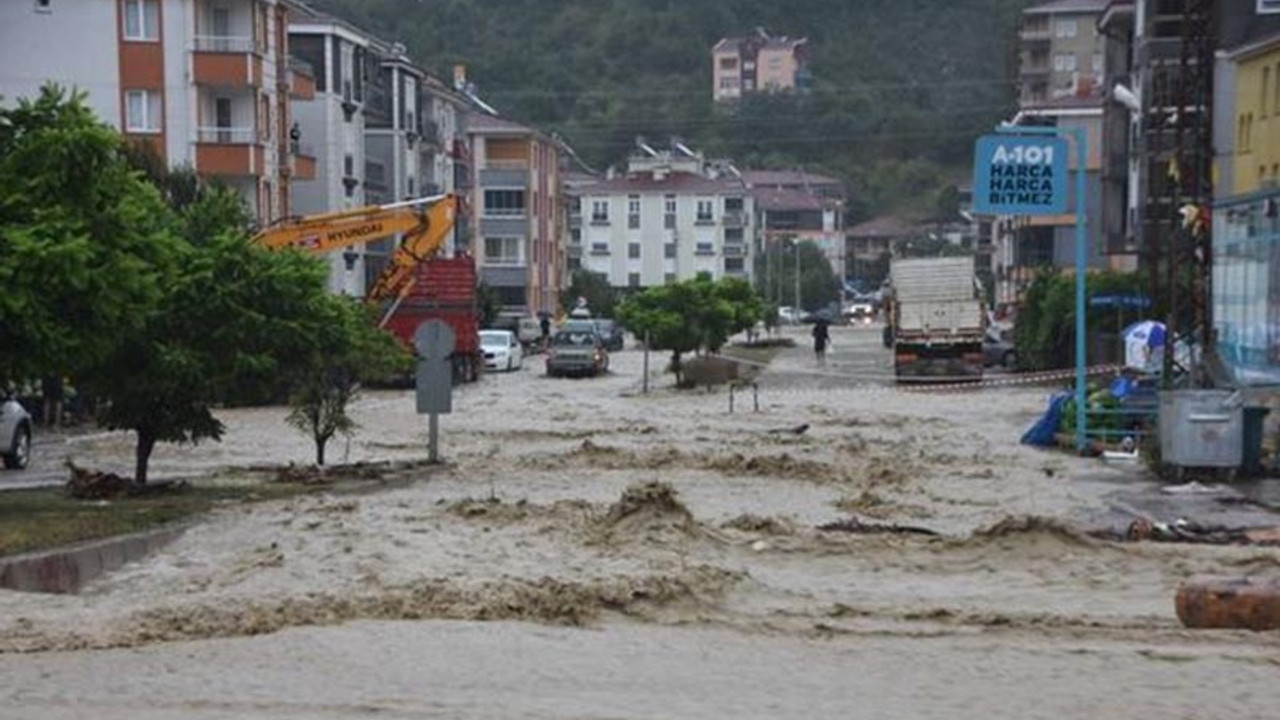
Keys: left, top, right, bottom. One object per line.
{"left": 972, "top": 134, "right": 1069, "bottom": 216}
{"left": 414, "top": 320, "right": 456, "bottom": 360}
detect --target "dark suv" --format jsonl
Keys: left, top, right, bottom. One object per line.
{"left": 592, "top": 319, "right": 625, "bottom": 352}
{"left": 546, "top": 330, "right": 610, "bottom": 377}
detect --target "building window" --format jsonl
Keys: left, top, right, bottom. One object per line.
{"left": 1053, "top": 54, "right": 1077, "bottom": 72}
{"left": 664, "top": 195, "right": 677, "bottom": 214}
{"left": 484, "top": 237, "right": 523, "bottom": 266}
{"left": 696, "top": 200, "right": 713, "bottom": 223}
{"left": 719, "top": 57, "right": 738, "bottom": 70}
{"left": 628, "top": 243, "right": 641, "bottom": 259}
{"left": 1264, "top": 67, "right": 1272, "bottom": 118}
{"left": 664, "top": 243, "right": 676, "bottom": 259}
{"left": 569, "top": 196, "right": 582, "bottom": 215}
{"left": 1092, "top": 53, "right": 1103, "bottom": 74}
{"left": 568, "top": 257, "right": 582, "bottom": 271}
{"left": 695, "top": 242, "right": 714, "bottom": 256}
{"left": 569, "top": 228, "right": 581, "bottom": 244}
{"left": 124, "top": 90, "right": 161, "bottom": 133}
{"left": 724, "top": 257, "right": 745, "bottom": 273}
{"left": 628, "top": 272, "right": 641, "bottom": 288}
{"left": 724, "top": 196, "right": 744, "bottom": 212}
{"left": 34, "top": 0, "right": 52, "bottom": 14}
{"left": 628, "top": 194, "right": 641, "bottom": 228}
{"left": 664, "top": 273, "right": 676, "bottom": 285}
{"left": 1259, "top": 0, "right": 1280, "bottom": 14}
{"left": 484, "top": 189, "right": 526, "bottom": 217}
{"left": 591, "top": 242, "right": 610, "bottom": 255}
{"left": 719, "top": 77, "right": 738, "bottom": 90}
{"left": 124, "top": 0, "right": 159, "bottom": 41}
{"left": 1054, "top": 18, "right": 1077, "bottom": 38}
{"left": 344, "top": 154, "right": 355, "bottom": 177}
{"left": 724, "top": 228, "right": 744, "bottom": 244}
{"left": 591, "top": 200, "right": 609, "bottom": 223}
{"left": 1274, "top": 62, "right": 1280, "bottom": 114}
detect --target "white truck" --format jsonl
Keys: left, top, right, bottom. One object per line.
{"left": 885, "top": 256, "right": 986, "bottom": 383}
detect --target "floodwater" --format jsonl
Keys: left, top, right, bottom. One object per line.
{"left": 1, "top": 325, "right": 1278, "bottom": 719}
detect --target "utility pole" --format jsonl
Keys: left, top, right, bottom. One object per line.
{"left": 794, "top": 240, "right": 802, "bottom": 312}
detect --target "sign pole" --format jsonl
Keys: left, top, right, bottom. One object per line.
{"left": 428, "top": 412, "right": 440, "bottom": 463}
{"left": 1072, "top": 126, "right": 1088, "bottom": 453}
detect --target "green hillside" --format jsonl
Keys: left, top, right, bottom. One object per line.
{"left": 309, "top": 0, "right": 1036, "bottom": 219}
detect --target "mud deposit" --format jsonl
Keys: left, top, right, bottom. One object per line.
{"left": 2, "top": 331, "right": 1279, "bottom": 719}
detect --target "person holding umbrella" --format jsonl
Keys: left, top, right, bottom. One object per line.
{"left": 812, "top": 316, "right": 831, "bottom": 364}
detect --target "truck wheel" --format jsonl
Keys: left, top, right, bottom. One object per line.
{"left": 3, "top": 424, "right": 30, "bottom": 470}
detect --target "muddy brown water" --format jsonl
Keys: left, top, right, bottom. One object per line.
{"left": 1, "top": 327, "right": 1278, "bottom": 718}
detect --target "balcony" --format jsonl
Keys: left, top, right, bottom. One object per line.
{"left": 1020, "top": 60, "right": 1051, "bottom": 77}
{"left": 192, "top": 36, "right": 263, "bottom": 89}
{"left": 289, "top": 59, "right": 316, "bottom": 101}
{"left": 722, "top": 210, "right": 747, "bottom": 228}
{"left": 695, "top": 215, "right": 716, "bottom": 227}
{"left": 196, "top": 127, "right": 263, "bottom": 177}
{"left": 723, "top": 244, "right": 746, "bottom": 258}
{"left": 479, "top": 167, "right": 528, "bottom": 188}
{"left": 567, "top": 244, "right": 583, "bottom": 259}
{"left": 569, "top": 214, "right": 582, "bottom": 229}
{"left": 1019, "top": 27, "right": 1051, "bottom": 43}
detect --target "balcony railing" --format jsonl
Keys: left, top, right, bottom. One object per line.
{"left": 194, "top": 36, "right": 259, "bottom": 54}
{"left": 723, "top": 244, "right": 746, "bottom": 258}
{"left": 722, "top": 210, "right": 747, "bottom": 227}
{"left": 198, "top": 126, "right": 256, "bottom": 144}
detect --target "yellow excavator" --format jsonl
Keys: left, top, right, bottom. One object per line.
{"left": 254, "top": 194, "right": 459, "bottom": 304}
{"left": 253, "top": 194, "right": 484, "bottom": 383}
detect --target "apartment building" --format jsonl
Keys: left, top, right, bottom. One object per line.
{"left": 0, "top": 0, "right": 298, "bottom": 226}
{"left": 1019, "top": 0, "right": 1108, "bottom": 106}
{"left": 575, "top": 146, "right": 755, "bottom": 289}
{"left": 742, "top": 170, "right": 845, "bottom": 278}
{"left": 712, "top": 29, "right": 810, "bottom": 102}
{"left": 468, "top": 112, "right": 563, "bottom": 316}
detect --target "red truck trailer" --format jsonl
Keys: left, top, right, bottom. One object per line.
{"left": 382, "top": 254, "right": 483, "bottom": 384}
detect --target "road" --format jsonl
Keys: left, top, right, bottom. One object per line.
{"left": 2, "top": 326, "right": 1279, "bottom": 719}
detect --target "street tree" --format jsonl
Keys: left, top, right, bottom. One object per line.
{"left": 90, "top": 229, "right": 335, "bottom": 484}
{"left": 617, "top": 274, "right": 763, "bottom": 384}
{"left": 0, "top": 85, "right": 178, "bottom": 387}
{"left": 286, "top": 297, "right": 410, "bottom": 466}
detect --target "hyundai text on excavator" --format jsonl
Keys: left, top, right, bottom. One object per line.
{"left": 253, "top": 194, "right": 483, "bottom": 383}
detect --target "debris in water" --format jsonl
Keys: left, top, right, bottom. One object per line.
{"left": 1176, "top": 576, "right": 1280, "bottom": 631}
{"left": 64, "top": 462, "right": 134, "bottom": 499}
{"left": 817, "top": 517, "right": 937, "bottom": 536}
{"left": 1106, "top": 518, "right": 1280, "bottom": 547}
{"left": 721, "top": 513, "right": 795, "bottom": 535}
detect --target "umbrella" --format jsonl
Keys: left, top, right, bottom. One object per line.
{"left": 1123, "top": 320, "right": 1166, "bottom": 371}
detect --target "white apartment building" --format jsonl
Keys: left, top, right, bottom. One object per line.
{"left": 574, "top": 148, "right": 754, "bottom": 289}
{"left": 0, "top": 0, "right": 298, "bottom": 226}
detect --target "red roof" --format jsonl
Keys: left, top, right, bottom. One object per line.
{"left": 848, "top": 216, "right": 920, "bottom": 238}
{"left": 751, "top": 187, "right": 837, "bottom": 212}
{"left": 579, "top": 171, "right": 746, "bottom": 195}
{"left": 741, "top": 169, "right": 842, "bottom": 188}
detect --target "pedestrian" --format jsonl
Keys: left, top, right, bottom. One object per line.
{"left": 540, "top": 315, "right": 551, "bottom": 351}
{"left": 812, "top": 318, "right": 830, "bottom": 363}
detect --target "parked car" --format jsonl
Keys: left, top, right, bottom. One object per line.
{"left": 491, "top": 315, "right": 543, "bottom": 349}
{"left": 593, "top": 318, "right": 625, "bottom": 352}
{"left": 480, "top": 329, "right": 524, "bottom": 372}
{"left": 1, "top": 397, "right": 32, "bottom": 470}
{"left": 984, "top": 329, "right": 1017, "bottom": 369}
{"left": 546, "top": 329, "right": 609, "bottom": 377}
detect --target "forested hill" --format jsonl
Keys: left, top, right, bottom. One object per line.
{"left": 309, "top": 0, "right": 1038, "bottom": 219}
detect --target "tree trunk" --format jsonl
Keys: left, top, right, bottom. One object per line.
{"left": 135, "top": 430, "right": 156, "bottom": 486}
{"left": 315, "top": 432, "right": 330, "bottom": 466}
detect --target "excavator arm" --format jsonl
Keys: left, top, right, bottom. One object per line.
{"left": 252, "top": 194, "right": 459, "bottom": 301}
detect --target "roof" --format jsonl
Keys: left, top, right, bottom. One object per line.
{"left": 751, "top": 188, "right": 837, "bottom": 212}
{"left": 579, "top": 171, "right": 746, "bottom": 195}
{"left": 848, "top": 216, "right": 920, "bottom": 239}
{"left": 1023, "top": 0, "right": 1109, "bottom": 14}
{"left": 740, "top": 169, "right": 842, "bottom": 188}
{"left": 713, "top": 33, "right": 808, "bottom": 53}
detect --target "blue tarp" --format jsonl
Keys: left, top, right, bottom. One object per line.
{"left": 1021, "top": 392, "right": 1072, "bottom": 447}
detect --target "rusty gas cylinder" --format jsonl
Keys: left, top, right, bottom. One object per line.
{"left": 1175, "top": 576, "right": 1280, "bottom": 631}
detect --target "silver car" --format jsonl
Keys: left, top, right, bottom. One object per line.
{"left": 1, "top": 397, "right": 32, "bottom": 470}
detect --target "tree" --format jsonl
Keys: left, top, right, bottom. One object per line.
{"left": 617, "top": 274, "right": 763, "bottom": 384}
{"left": 89, "top": 231, "right": 335, "bottom": 484}
{"left": 561, "top": 269, "right": 618, "bottom": 318}
{"left": 476, "top": 281, "right": 504, "bottom": 326}
{"left": 0, "top": 85, "right": 178, "bottom": 387}
{"left": 753, "top": 239, "right": 840, "bottom": 312}
{"left": 286, "top": 298, "right": 410, "bottom": 466}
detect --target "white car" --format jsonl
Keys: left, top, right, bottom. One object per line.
{"left": 480, "top": 329, "right": 524, "bottom": 372}
{"left": 1, "top": 397, "right": 32, "bottom": 470}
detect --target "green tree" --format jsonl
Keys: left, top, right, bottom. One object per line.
{"left": 476, "top": 281, "right": 504, "bottom": 326}
{"left": 286, "top": 298, "right": 410, "bottom": 466}
{"left": 0, "top": 85, "right": 178, "bottom": 387}
{"left": 617, "top": 274, "right": 763, "bottom": 383}
{"left": 89, "top": 232, "right": 335, "bottom": 484}
{"left": 753, "top": 239, "right": 839, "bottom": 312}
{"left": 561, "top": 269, "right": 618, "bottom": 318}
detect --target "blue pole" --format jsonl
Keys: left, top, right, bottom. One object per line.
{"left": 1073, "top": 126, "right": 1088, "bottom": 453}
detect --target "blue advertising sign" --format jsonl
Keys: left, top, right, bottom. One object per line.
{"left": 972, "top": 135, "right": 1069, "bottom": 215}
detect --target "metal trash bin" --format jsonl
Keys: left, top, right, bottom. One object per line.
{"left": 1159, "top": 390, "right": 1244, "bottom": 468}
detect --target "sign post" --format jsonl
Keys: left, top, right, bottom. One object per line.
{"left": 414, "top": 320, "right": 456, "bottom": 463}
{"left": 974, "top": 126, "right": 1089, "bottom": 451}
